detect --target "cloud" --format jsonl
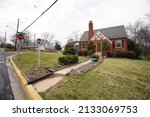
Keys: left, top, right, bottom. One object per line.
{"left": 0, "top": 0, "right": 150, "bottom": 44}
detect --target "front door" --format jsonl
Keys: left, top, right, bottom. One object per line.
{"left": 97, "top": 42, "right": 101, "bottom": 52}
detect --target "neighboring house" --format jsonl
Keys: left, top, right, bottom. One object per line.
{"left": 74, "top": 41, "right": 79, "bottom": 51}
{"left": 79, "top": 21, "right": 128, "bottom": 54}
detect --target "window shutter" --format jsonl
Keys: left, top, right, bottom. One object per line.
{"left": 122, "top": 40, "right": 124, "bottom": 48}
{"left": 113, "top": 41, "right": 115, "bottom": 48}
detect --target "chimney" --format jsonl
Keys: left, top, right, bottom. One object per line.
{"left": 88, "top": 20, "right": 94, "bottom": 41}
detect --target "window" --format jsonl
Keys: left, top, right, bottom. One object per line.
{"left": 82, "top": 43, "right": 86, "bottom": 50}
{"left": 115, "top": 40, "right": 122, "bottom": 48}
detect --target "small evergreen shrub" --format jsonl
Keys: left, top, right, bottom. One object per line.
{"left": 91, "top": 54, "right": 100, "bottom": 62}
{"left": 63, "top": 42, "right": 75, "bottom": 55}
{"left": 58, "top": 55, "right": 79, "bottom": 65}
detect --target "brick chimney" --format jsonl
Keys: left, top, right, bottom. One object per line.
{"left": 88, "top": 20, "right": 94, "bottom": 41}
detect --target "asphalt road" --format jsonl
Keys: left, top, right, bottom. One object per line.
{"left": 0, "top": 49, "right": 17, "bottom": 100}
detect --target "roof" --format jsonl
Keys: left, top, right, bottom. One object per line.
{"left": 80, "top": 25, "right": 127, "bottom": 42}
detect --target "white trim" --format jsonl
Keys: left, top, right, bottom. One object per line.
{"left": 91, "top": 31, "right": 112, "bottom": 43}
{"left": 115, "top": 40, "right": 122, "bottom": 48}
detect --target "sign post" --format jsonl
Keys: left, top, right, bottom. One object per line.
{"left": 37, "top": 38, "right": 41, "bottom": 67}
{"left": 16, "top": 32, "right": 25, "bottom": 59}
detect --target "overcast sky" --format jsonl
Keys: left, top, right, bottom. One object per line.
{"left": 0, "top": 0, "right": 150, "bottom": 45}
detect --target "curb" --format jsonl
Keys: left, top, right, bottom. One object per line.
{"left": 10, "top": 56, "right": 42, "bottom": 100}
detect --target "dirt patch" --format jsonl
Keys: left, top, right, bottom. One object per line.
{"left": 24, "top": 67, "right": 54, "bottom": 83}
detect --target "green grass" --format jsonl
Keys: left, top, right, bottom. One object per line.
{"left": 13, "top": 52, "right": 63, "bottom": 73}
{"left": 13, "top": 52, "right": 86, "bottom": 73}
{"left": 41, "top": 58, "right": 150, "bottom": 100}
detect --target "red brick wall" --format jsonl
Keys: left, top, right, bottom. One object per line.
{"left": 88, "top": 21, "right": 94, "bottom": 41}
{"left": 111, "top": 38, "right": 128, "bottom": 52}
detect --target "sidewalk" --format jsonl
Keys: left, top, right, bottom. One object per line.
{"left": 33, "top": 60, "right": 91, "bottom": 93}
{"left": 54, "top": 60, "right": 91, "bottom": 76}
{"left": 6, "top": 57, "right": 28, "bottom": 100}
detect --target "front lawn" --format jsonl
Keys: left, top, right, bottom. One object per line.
{"left": 41, "top": 58, "right": 150, "bottom": 100}
{"left": 13, "top": 52, "right": 63, "bottom": 73}
{"left": 13, "top": 52, "right": 86, "bottom": 74}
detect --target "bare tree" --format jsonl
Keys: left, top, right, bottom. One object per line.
{"left": 146, "top": 14, "right": 150, "bottom": 19}
{"left": 0, "top": 36, "right": 5, "bottom": 47}
{"left": 137, "top": 26, "right": 150, "bottom": 59}
{"left": 67, "top": 30, "right": 82, "bottom": 42}
{"left": 72, "top": 30, "right": 82, "bottom": 41}
{"left": 10, "top": 34, "right": 16, "bottom": 45}
{"left": 40, "top": 32, "right": 55, "bottom": 48}
{"left": 127, "top": 19, "right": 150, "bottom": 59}
{"left": 126, "top": 20, "right": 143, "bottom": 42}
{"left": 10, "top": 30, "right": 32, "bottom": 48}
{"left": 0, "top": 36, "right": 4, "bottom": 43}
{"left": 23, "top": 30, "right": 32, "bottom": 46}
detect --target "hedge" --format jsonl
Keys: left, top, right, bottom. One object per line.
{"left": 58, "top": 55, "right": 79, "bottom": 65}
{"left": 107, "top": 51, "right": 136, "bottom": 59}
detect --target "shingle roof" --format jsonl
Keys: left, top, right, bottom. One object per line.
{"left": 80, "top": 25, "right": 127, "bottom": 42}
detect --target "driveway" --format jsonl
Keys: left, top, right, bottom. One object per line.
{"left": 0, "top": 49, "right": 17, "bottom": 100}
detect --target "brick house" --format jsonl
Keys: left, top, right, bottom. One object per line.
{"left": 79, "top": 21, "right": 128, "bottom": 55}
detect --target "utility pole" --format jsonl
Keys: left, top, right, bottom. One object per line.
{"left": 22, "top": 0, "right": 58, "bottom": 32}
{"left": 34, "top": 34, "right": 36, "bottom": 51}
{"left": 4, "top": 32, "right": 6, "bottom": 50}
{"left": 15, "top": 18, "right": 20, "bottom": 51}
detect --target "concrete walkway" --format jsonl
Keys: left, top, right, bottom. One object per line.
{"left": 33, "top": 60, "right": 91, "bottom": 93}
{"left": 33, "top": 76, "right": 63, "bottom": 92}
{"left": 54, "top": 60, "right": 91, "bottom": 76}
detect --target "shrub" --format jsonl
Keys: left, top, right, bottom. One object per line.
{"left": 107, "top": 51, "right": 136, "bottom": 59}
{"left": 54, "top": 42, "right": 62, "bottom": 51}
{"left": 126, "top": 51, "right": 136, "bottom": 58}
{"left": 87, "top": 42, "right": 95, "bottom": 56}
{"left": 127, "top": 39, "right": 142, "bottom": 57}
{"left": 107, "top": 51, "right": 116, "bottom": 57}
{"left": 58, "top": 55, "right": 79, "bottom": 65}
{"left": 6, "top": 43, "right": 15, "bottom": 49}
{"left": 91, "top": 54, "right": 100, "bottom": 62}
{"left": 63, "top": 42, "right": 75, "bottom": 55}
{"left": 102, "top": 40, "right": 110, "bottom": 51}
{"left": 115, "top": 51, "right": 127, "bottom": 58}
{"left": 82, "top": 50, "right": 88, "bottom": 56}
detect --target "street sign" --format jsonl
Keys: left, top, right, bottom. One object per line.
{"left": 16, "top": 32, "right": 25, "bottom": 40}
{"left": 37, "top": 38, "right": 42, "bottom": 45}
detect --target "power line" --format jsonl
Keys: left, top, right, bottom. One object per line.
{"left": 22, "top": 0, "right": 58, "bottom": 32}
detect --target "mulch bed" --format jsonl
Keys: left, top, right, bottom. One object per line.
{"left": 24, "top": 67, "right": 54, "bottom": 84}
